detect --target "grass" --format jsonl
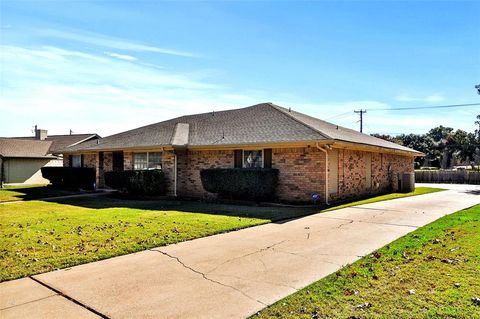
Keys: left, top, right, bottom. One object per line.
{"left": 0, "top": 186, "right": 446, "bottom": 282}
{"left": 323, "top": 187, "right": 445, "bottom": 212}
{"left": 253, "top": 204, "right": 480, "bottom": 319}
{"left": 0, "top": 185, "right": 81, "bottom": 202}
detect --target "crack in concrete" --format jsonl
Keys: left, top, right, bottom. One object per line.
{"left": 337, "top": 220, "right": 354, "bottom": 229}
{"left": 315, "top": 216, "right": 419, "bottom": 229}
{"left": 271, "top": 249, "right": 344, "bottom": 267}
{"left": 0, "top": 294, "right": 57, "bottom": 311}
{"left": 150, "top": 249, "right": 267, "bottom": 306}
{"left": 212, "top": 273, "right": 299, "bottom": 292}
{"left": 273, "top": 248, "right": 363, "bottom": 259}
{"left": 205, "top": 240, "right": 288, "bottom": 275}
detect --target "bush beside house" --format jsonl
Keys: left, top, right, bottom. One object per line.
{"left": 41, "top": 167, "right": 96, "bottom": 190}
{"left": 200, "top": 168, "right": 279, "bottom": 200}
{"left": 104, "top": 170, "right": 166, "bottom": 195}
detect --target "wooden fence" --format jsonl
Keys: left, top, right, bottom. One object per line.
{"left": 415, "top": 170, "right": 480, "bottom": 185}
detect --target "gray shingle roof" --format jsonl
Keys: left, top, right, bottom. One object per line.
{"left": 0, "top": 138, "right": 56, "bottom": 158}
{"left": 65, "top": 103, "right": 422, "bottom": 155}
{"left": 11, "top": 134, "right": 99, "bottom": 154}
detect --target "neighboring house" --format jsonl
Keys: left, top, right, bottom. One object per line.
{"left": 63, "top": 103, "right": 422, "bottom": 202}
{"left": 0, "top": 128, "right": 99, "bottom": 185}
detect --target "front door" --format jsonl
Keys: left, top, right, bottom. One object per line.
{"left": 112, "top": 151, "right": 124, "bottom": 172}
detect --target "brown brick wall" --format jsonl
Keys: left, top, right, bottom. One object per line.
{"left": 272, "top": 147, "right": 326, "bottom": 202}
{"left": 333, "top": 149, "right": 414, "bottom": 201}
{"left": 63, "top": 156, "right": 70, "bottom": 167}
{"left": 177, "top": 149, "right": 234, "bottom": 198}
{"left": 162, "top": 151, "right": 176, "bottom": 196}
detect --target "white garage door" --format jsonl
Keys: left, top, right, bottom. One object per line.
{"left": 4, "top": 158, "right": 62, "bottom": 184}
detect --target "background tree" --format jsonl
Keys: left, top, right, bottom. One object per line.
{"left": 371, "top": 115, "right": 480, "bottom": 169}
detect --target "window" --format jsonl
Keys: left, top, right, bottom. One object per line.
{"left": 133, "top": 153, "right": 147, "bottom": 170}
{"left": 148, "top": 152, "right": 162, "bottom": 169}
{"left": 133, "top": 152, "right": 162, "bottom": 170}
{"left": 72, "top": 155, "right": 82, "bottom": 168}
{"left": 243, "top": 150, "right": 263, "bottom": 168}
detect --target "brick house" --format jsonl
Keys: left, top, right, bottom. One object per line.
{"left": 62, "top": 103, "right": 422, "bottom": 202}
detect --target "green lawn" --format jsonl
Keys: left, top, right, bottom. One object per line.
{"left": 0, "top": 186, "right": 445, "bottom": 282}
{"left": 0, "top": 185, "right": 81, "bottom": 203}
{"left": 253, "top": 204, "right": 480, "bottom": 319}
{"left": 323, "top": 187, "right": 445, "bottom": 212}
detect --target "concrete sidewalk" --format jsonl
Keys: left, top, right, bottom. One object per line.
{"left": 1, "top": 184, "right": 479, "bottom": 319}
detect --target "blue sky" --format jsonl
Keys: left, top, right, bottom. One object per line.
{"left": 1, "top": 1, "right": 479, "bottom": 137}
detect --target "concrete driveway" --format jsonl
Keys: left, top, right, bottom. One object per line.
{"left": 2, "top": 183, "right": 479, "bottom": 319}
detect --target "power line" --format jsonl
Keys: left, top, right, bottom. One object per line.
{"left": 325, "top": 111, "right": 352, "bottom": 120}
{"left": 368, "top": 102, "right": 480, "bottom": 111}
{"left": 325, "top": 102, "right": 480, "bottom": 123}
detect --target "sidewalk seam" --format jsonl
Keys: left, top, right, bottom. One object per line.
{"left": 29, "top": 276, "right": 110, "bottom": 319}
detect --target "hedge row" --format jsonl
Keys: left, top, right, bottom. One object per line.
{"left": 41, "top": 167, "right": 96, "bottom": 190}
{"left": 104, "top": 170, "right": 166, "bottom": 195}
{"left": 200, "top": 168, "right": 279, "bottom": 200}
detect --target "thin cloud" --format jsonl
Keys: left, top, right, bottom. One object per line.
{"left": 394, "top": 94, "right": 444, "bottom": 103}
{"left": 105, "top": 52, "right": 137, "bottom": 61}
{"left": 33, "top": 28, "right": 199, "bottom": 58}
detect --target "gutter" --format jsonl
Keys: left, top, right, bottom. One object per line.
{"left": 316, "top": 142, "right": 330, "bottom": 205}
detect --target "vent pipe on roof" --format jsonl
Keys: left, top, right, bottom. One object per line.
{"left": 288, "top": 107, "right": 291, "bottom": 112}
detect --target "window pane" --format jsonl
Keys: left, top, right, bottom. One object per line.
{"left": 72, "top": 155, "right": 81, "bottom": 168}
{"left": 148, "top": 152, "right": 162, "bottom": 169}
{"left": 133, "top": 153, "right": 147, "bottom": 170}
{"left": 243, "top": 150, "right": 262, "bottom": 168}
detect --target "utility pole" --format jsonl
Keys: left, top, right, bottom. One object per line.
{"left": 354, "top": 109, "right": 367, "bottom": 133}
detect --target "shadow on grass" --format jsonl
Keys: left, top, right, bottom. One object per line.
{"left": 50, "top": 194, "right": 321, "bottom": 223}
{"left": 1, "top": 186, "right": 81, "bottom": 202}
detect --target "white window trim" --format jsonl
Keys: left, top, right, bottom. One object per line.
{"left": 133, "top": 152, "right": 162, "bottom": 170}
{"left": 242, "top": 149, "right": 264, "bottom": 168}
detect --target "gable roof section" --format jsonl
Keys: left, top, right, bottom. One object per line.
{"left": 270, "top": 104, "right": 420, "bottom": 154}
{"left": 0, "top": 138, "right": 56, "bottom": 159}
{"left": 10, "top": 134, "right": 99, "bottom": 154}
{"left": 65, "top": 103, "right": 422, "bottom": 155}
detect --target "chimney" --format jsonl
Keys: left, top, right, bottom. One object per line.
{"left": 35, "top": 127, "right": 48, "bottom": 140}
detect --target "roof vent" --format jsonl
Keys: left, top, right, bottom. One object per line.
{"left": 288, "top": 107, "right": 291, "bottom": 112}
{"left": 212, "top": 110, "right": 215, "bottom": 116}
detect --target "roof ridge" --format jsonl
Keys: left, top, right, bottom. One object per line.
{"left": 266, "top": 103, "right": 332, "bottom": 140}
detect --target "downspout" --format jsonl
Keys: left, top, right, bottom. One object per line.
{"left": 173, "top": 153, "right": 177, "bottom": 197}
{"left": 0, "top": 155, "right": 4, "bottom": 188}
{"left": 316, "top": 142, "right": 330, "bottom": 205}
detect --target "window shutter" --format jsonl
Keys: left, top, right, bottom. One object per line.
{"left": 68, "top": 155, "right": 73, "bottom": 167}
{"left": 264, "top": 149, "right": 272, "bottom": 168}
{"left": 234, "top": 150, "right": 242, "bottom": 168}
{"left": 80, "top": 154, "right": 84, "bottom": 168}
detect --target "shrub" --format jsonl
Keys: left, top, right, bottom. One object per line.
{"left": 41, "top": 167, "right": 96, "bottom": 190}
{"left": 200, "top": 168, "right": 279, "bottom": 200}
{"left": 104, "top": 170, "right": 166, "bottom": 195}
